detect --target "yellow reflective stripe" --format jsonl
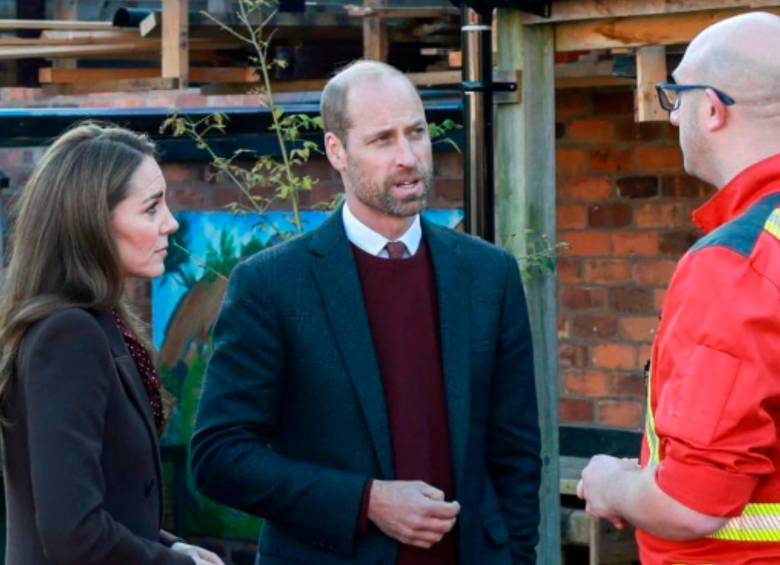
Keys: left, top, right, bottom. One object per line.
{"left": 709, "top": 503, "right": 780, "bottom": 541}
{"left": 645, "top": 359, "right": 661, "bottom": 465}
{"left": 764, "top": 208, "right": 780, "bottom": 239}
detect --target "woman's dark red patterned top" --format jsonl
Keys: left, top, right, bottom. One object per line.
{"left": 111, "top": 309, "right": 164, "bottom": 436}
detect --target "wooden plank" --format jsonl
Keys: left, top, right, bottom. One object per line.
{"left": 0, "top": 19, "right": 113, "bottom": 31}
{"left": 0, "top": 37, "right": 238, "bottom": 61}
{"left": 556, "top": 7, "right": 780, "bottom": 51}
{"left": 201, "top": 71, "right": 633, "bottom": 96}
{"left": 635, "top": 45, "right": 667, "bottom": 122}
{"left": 53, "top": 0, "right": 79, "bottom": 69}
{"left": 42, "top": 77, "right": 179, "bottom": 95}
{"left": 162, "top": 0, "right": 189, "bottom": 86}
{"left": 495, "top": 9, "right": 560, "bottom": 564}
{"left": 40, "top": 66, "right": 259, "bottom": 84}
{"left": 363, "top": 0, "right": 388, "bottom": 61}
{"left": 557, "top": 76, "right": 634, "bottom": 88}
{"left": 0, "top": 33, "right": 137, "bottom": 46}
{"left": 521, "top": 0, "right": 780, "bottom": 24}
{"left": 345, "top": 5, "right": 459, "bottom": 19}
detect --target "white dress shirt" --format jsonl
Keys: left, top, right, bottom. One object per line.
{"left": 342, "top": 202, "right": 422, "bottom": 259}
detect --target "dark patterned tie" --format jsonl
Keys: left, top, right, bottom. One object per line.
{"left": 385, "top": 241, "right": 408, "bottom": 259}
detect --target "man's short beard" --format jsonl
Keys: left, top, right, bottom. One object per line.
{"left": 346, "top": 157, "right": 433, "bottom": 218}
{"left": 379, "top": 176, "right": 432, "bottom": 217}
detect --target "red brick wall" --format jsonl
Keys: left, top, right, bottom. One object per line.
{"left": 556, "top": 88, "right": 715, "bottom": 430}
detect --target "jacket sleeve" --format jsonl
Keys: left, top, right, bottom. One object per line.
{"left": 190, "top": 260, "right": 367, "bottom": 557}
{"left": 486, "top": 253, "right": 542, "bottom": 564}
{"left": 20, "top": 309, "right": 193, "bottom": 565}
{"left": 654, "top": 247, "right": 780, "bottom": 517}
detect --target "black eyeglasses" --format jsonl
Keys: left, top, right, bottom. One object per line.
{"left": 655, "top": 82, "right": 736, "bottom": 112}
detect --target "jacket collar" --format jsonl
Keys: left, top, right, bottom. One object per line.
{"left": 693, "top": 152, "right": 780, "bottom": 234}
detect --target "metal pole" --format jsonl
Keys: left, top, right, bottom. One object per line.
{"left": 461, "top": 6, "right": 495, "bottom": 242}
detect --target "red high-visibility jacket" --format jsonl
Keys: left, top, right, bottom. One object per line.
{"left": 640, "top": 153, "right": 780, "bottom": 565}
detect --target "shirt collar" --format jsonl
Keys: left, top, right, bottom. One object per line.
{"left": 342, "top": 202, "right": 422, "bottom": 257}
{"left": 693, "top": 152, "right": 780, "bottom": 234}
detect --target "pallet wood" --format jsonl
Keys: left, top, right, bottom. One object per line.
{"left": 555, "top": 7, "right": 780, "bottom": 51}
{"left": 0, "top": 19, "right": 116, "bottom": 31}
{"left": 53, "top": 0, "right": 79, "bottom": 70}
{"left": 0, "top": 37, "right": 238, "bottom": 61}
{"left": 0, "top": 32, "right": 137, "bottom": 46}
{"left": 345, "top": 5, "right": 459, "bottom": 19}
{"left": 635, "top": 45, "right": 667, "bottom": 122}
{"left": 42, "top": 77, "right": 179, "bottom": 95}
{"left": 363, "top": 0, "right": 388, "bottom": 61}
{"left": 162, "top": 0, "right": 189, "bottom": 86}
{"left": 39, "top": 66, "right": 259, "bottom": 84}
{"left": 521, "top": 0, "right": 780, "bottom": 24}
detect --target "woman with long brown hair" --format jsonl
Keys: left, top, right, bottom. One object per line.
{"left": 0, "top": 123, "right": 223, "bottom": 564}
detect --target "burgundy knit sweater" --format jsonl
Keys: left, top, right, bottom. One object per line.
{"left": 352, "top": 242, "right": 459, "bottom": 565}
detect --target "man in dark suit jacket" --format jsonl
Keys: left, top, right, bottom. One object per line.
{"left": 191, "top": 60, "right": 541, "bottom": 564}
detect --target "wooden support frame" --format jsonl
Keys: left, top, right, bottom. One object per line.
{"left": 162, "top": 0, "right": 189, "bottom": 87}
{"left": 555, "top": 6, "right": 780, "bottom": 52}
{"left": 52, "top": 0, "right": 79, "bottom": 70}
{"left": 40, "top": 66, "right": 259, "bottom": 84}
{"left": 495, "top": 9, "right": 560, "bottom": 564}
{"left": 0, "top": 19, "right": 113, "bottom": 31}
{"left": 635, "top": 45, "right": 668, "bottom": 122}
{"left": 520, "top": 0, "right": 780, "bottom": 24}
{"left": 346, "top": 6, "right": 459, "bottom": 19}
{"left": 362, "top": 0, "right": 388, "bottom": 62}
{"left": 0, "top": 37, "right": 237, "bottom": 61}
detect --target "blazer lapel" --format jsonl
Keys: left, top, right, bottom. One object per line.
{"left": 423, "top": 219, "right": 471, "bottom": 491}
{"left": 309, "top": 210, "right": 395, "bottom": 479}
{"left": 93, "top": 311, "right": 164, "bottom": 520}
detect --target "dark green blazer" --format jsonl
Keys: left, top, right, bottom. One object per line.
{"left": 191, "top": 209, "right": 541, "bottom": 564}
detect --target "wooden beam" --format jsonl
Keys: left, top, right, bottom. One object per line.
{"left": 0, "top": 32, "right": 137, "bottom": 46}
{"left": 0, "top": 37, "right": 238, "bottom": 61}
{"left": 521, "top": 0, "right": 780, "bottom": 24}
{"left": 40, "top": 66, "right": 259, "bottom": 84}
{"left": 346, "top": 5, "right": 459, "bottom": 19}
{"left": 53, "top": 0, "right": 79, "bottom": 69}
{"left": 0, "top": 19, "right": 113, "bottom": 31}
{"left": 556, "top": 7, "right": 780, "bottom": 51}
{"left": 635, "top": 45, "right": 668, "bottom": 122}
{"left": 162, "top": 0, "right": 189, "bottom": 87}
{"left": 495, "top": 9, "right": 560, "bottom": 564}
{"left": 363, "top": 0, "right": 388, "bottom": 61}
{"left": 42, "top": 77, "right": 179, "bottom": 95}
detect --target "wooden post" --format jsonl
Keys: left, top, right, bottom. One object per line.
{"left": 53, "top": 0, "right": 78, "bottom": 69}
{"left": 635, "top": 45, "right": 668, "bottom": 122}
{"left": 363, "top": 0, "right": 388, "bottom": 61}
{"left": 162, "top": 0, "right": 189, "bottom": 88}
{"left": 495, "top": 9, "right": 560, "bottom": 564}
